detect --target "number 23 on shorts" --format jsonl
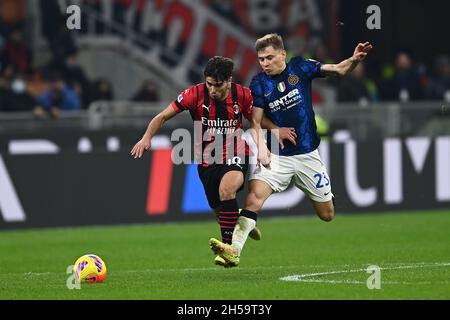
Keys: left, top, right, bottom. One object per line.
{"left": 314, "top": 172, "right": 330, "bottom": 189}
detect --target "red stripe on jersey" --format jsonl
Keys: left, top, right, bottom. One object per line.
{"left": 225, "top": 90, "right": 235, "bottom": 162}
{"left": 185, "top": 83, "right": 251, "bottom": 166}
{"left": 204, "top": 85, "right": 216, "bottom": 165}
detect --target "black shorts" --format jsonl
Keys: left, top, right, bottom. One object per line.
{"left": 197, "top": 162, "right": 249, "bottom": 209}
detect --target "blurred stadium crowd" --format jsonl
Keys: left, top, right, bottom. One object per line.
{"left": 0, "top": 0, "right": 161, "bottom": 119}
{"left": 0, "top": 0, "right": 449, "bottom": 119}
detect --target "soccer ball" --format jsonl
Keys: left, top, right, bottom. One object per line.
{"left": 73, "top": 254, "right": 107, "bottom": 283}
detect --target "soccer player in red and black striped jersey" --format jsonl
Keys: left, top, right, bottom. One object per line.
{"left": 132, "top": 56, "right": 284, "bottom": 267}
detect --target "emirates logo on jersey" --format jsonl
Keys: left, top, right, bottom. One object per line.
{"left": 201, "top": 117, "right": 239, "bottom": 134}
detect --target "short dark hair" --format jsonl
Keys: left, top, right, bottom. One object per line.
{"left": 255, "top": 33, "right": 285, "bottom": 52}
{"left": 204, "top": 56, "right": 234, "bottom": 82}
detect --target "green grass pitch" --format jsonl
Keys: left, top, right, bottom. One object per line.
{"left": 0, "top": 210, "right": 449, "bottom": 300}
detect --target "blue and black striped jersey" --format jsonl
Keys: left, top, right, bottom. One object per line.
{"left": 250, "top": 56, "right": 325, "bottom": 156}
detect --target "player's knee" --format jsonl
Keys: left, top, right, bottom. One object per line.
{"left": 319, "top": 207, "right": 334, "bottom": 222}
{"left": 219, "top": 184, "right": 237, "bottom": 201}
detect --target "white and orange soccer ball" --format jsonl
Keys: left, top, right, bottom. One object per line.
{"left": 73, "top": 254, "right": 107, "bottom": 283}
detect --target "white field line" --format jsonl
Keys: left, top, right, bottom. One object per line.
{"left": 1, "top": 262, "right": 449, "bottom": 281}
{"left": 279, "top": 262, "right": 450, "bottom": 285}
{"left": 0, "top": 264, "right": 344, "bottom": 277}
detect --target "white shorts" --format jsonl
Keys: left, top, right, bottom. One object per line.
{"left": 249, "top": 149, "right": 333, "bottom": 203}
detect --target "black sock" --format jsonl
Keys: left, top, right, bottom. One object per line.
{"left": 218, "top": 199, "right": 239, "bottom": 244}
{"left": 239, "top": 209, "right": 258, "bottom": 222}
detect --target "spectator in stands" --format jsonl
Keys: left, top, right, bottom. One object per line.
{"left": 0, "top": 72, "right": 9, "bottom": 111}
{"left": 46, "top": 17, "right": 78, "bottom": 71}
{"left": 62, "top": 55, "right": 87, "bottom": 85}
{"left": 0, "top": 34, "right": 8, "bottom": 74}
{"left": 89, "top": 78, "right": 114, "bottom": 104}
{"left": 0, "top": 75, "right": 41, "bottom": 113}
{"left": 62, "top": 54, "right": 91, "bottom": 108}
{"left": 1, "top": 64, "right": 17, "bottom": 82}
{"left": 26, "top": 68, "right": 51, "bottom": 99}
{"left": 337, "top": 62, "right": 378, "bottom": 106}
{"left": 39, "top": 0, "right": 63, "bottom": 44}
{"left": 380, "top": 51, "right": 424, "bottom": 102}
{"left": 0, "top": 16, "right": 10, "bottom": 39}
{"left": 131, "top": 80, "right": 160, "bottom": 102}
{"left": 425, "top": 55, "right": 450, "bottom": 102}
{"left": 5, "top": 25, "right": 32, "bottom": 75}
{"left": 36, "top": 74, "right": 81, "bottom": 119}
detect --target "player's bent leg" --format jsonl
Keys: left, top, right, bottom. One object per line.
{"left": 239, "top": 208, "right": 261, "bottom": 241}
{"left": 231, "top": 180, "right": 274, "bottom": 255}
{"left": 216, "top": 170, "right": 244, "bottom": 244}
{"left": 241, "top": 180, "right": 273, "bottom": 243}
{"left": 218, "top": 171, "right": 244, "bottom": 200}
{"left": 311, "top": 199, "right": 334, "bottom": 222}
{"left": 245, "top": 180, "right": 274, "bottom": 212}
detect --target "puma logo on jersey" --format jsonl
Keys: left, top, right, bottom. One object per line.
{"left": 202, "top": 104, "right": 210, "bottom": 112}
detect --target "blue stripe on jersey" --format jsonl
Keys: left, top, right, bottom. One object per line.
{"left": 250, "top": 56, "right": 325, "bottom": 156}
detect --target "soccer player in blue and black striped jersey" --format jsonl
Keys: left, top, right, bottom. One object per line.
{"left": 210, "top": 33, "right": 373, "bottom": 267}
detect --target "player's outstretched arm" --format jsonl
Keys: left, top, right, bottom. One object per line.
{"left": 321, "top": 42, "right": 373, "bottom": 76}
{"left": 261, "top": 115, "right": 297, "bottom": 150}
{"left": 130, "top": 104, "right": 178, "bottom": 159}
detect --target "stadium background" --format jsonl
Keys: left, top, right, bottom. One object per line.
{"left": 0, "top": 0, "right": 449, "bottom": 230}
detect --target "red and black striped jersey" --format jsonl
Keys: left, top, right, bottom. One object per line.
{"left": 171, "top": 82, "right": 253, "bottom": 167}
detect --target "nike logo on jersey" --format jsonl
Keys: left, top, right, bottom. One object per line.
{"left": 264, "top": 90, "right": 273, "bottom": 97}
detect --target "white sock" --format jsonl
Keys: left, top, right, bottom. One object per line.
{"left": 232, "top": 216, "right": 256, "bottom": 255}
